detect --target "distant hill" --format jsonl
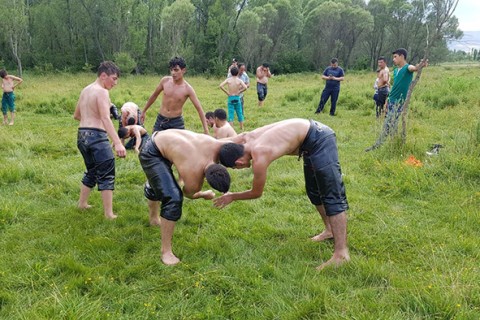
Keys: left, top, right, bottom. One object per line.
{"left": 448, "top": 31, "right": 480, "bottom": 52}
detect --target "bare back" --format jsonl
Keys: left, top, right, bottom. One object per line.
{"left": 76, "top": 82, "right": 110, "bottom": 129}
{"left": 237, "top": 118, "right": 310, "bottom": 164}
{"left": 216, "top": 122, "right": 237, "bottom": 139}
{"left": 154, "top": 130, "right": 222, "bottom": 193}
{"left": 222, "top": 77, "right": 246, "bottom": 96}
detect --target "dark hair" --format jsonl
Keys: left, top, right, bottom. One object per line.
{"left": 232, "top": 58, "right": 237, "bottom": 63}
{"left": 118, "top": 127, "right": 128, "bottom": 139}
{"left": 214, "top": 108, "right": 227, "bottom": 121}
{"left": 205, "top": 111, "right": 214, "bottom": 119}
{"left": 127, "top": 117, "right": 136, "bottom": 126}
{"left": 377, "top": 56, "right": 386, "bottom": 62}
{"left": 97, "top": 61, "right": 120, "bottom": 77}
{"left": 169, "top": 56, "right": 186, "bottom": 69}
{"left": 230, "top": 66, "right": 239, "bottom": 76}
{"left": 219, "top": 143, "right": 244, "bottom": 168}
{"left": 238, "top": 63, "right": 245, "bottom": 69}
{"left": 262, "top": 63, "right": 269, "bottom": 68}
{"left": 331, "top": 58, "right": 338, "bottom": 64}
{"left": 205, "top": 164, "right": 231, "bottom": 193}
{"left": 392, "top": 48, "right": 408, "bottom": 59}
{"left": 0, "top": 69, "right": 7, "bottom": 78}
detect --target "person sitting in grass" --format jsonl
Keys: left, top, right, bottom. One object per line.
{"left": 214, "top": 118, "right": 349, "bottom": 270}
{"left": 118, "top": 122, "right": 149, "bottom": 154}
{"left": 205, "top": 111, "right": 218, "bottom": 137}
{"left": 213, "top": 108, "right": 236, "bottom": 139}
{"left": 139, "top": 129, "right": 231, "bottom": 265}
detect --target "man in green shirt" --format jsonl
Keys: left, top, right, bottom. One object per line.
{"left": 367, "top": 48, "right": 427, "bottom": 151}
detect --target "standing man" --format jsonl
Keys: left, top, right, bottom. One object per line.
{"left": 141, "top": 57, "right": 209, "bottom": 134}
{"left": 366, "top": 48, "right": 428, "bottom": 151}
{"left": 74, "top": 61, "right": 126, "bottom": 220}
{"left": 219, "top": 66, "right": 248, "bottom": 131}
{"left": 256, "top": 63, "right": 271, "bottom": 107}
{"left": 0, "top": 69, "right": 23, "bottom": 125}
{"left": 214, "top": 118, "right": 349, "bottom": 270}
{"left": 139, "top": 129, "right": 231, "bottom": 265}
{"left": 237, "top": 63, "right": 250, "bottom": 116}
{"left": 374, "top": 57, "right": 390, "bottom": 118}
{"left": 315, "top": 58, "right": 345, "bottom": 116}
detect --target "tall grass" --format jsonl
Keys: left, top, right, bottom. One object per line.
{"left": 0, "top": 66, "right": 479, "bottom": 319}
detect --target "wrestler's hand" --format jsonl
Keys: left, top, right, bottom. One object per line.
{"left": 115, "top": 143, "right": 126, "bottom": 158}
{"left": 213, "top": 192, "right": 233, "bottom": 209}
{"left": 134, "top": 147, "right": 140, "bottom": 155}
{"left": 140, "top": 110, "right": 146, "bottom": 124}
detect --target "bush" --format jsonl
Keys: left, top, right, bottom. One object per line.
{"left": 275, "top": 51, "right": 314, "bottom": 74}
{"left": 438, "top": 96, "right": 459, "bottom": 109}
{"left": 113, "top": 52, "right": 137, "bottom": 75}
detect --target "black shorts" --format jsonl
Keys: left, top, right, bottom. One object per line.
{"left": 139, "top": 136, "right": 183, "bottom": 221}
{"left": 77, "top": 128, "right": 115, "bottom": 191}
{"left": 153, "top": 114, "right": 185, "bottom": 133}
{"left": 257, "top": 83, "right": 268, "bottom": 101}
{"left": 300, "top": 120, "right": 348, "bottom": 216}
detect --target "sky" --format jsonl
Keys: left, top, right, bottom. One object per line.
{"left": 454, "top": 0, "right": 480, "bottom": 31}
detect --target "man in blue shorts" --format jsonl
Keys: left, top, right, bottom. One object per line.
{"left": 74, "top": 61, "right": 126, "bottom": 219}
{"left": 214, "top": 118, "right": 349, "bottom": 270}
{"left": 1, "top": 69, "right": 23, "bottom": 125}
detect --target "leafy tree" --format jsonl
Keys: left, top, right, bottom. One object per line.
{"left": 161, "top": 0, "right": 195, "bottom": 58}
{"left": 0, "top": 0, "right": 28, "bottom": 76}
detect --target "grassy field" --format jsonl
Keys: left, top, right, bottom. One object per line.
{"left": 0, "top": 65, "right": 479, "bottom": 319}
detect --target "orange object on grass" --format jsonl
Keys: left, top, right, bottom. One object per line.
{"left": 405, "top": 155, "right": 423, "bottom": 167}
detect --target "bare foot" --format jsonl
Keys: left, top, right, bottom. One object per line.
{"left": 310, "top": 231, "right": 333, "bottom": 242}
{"left": 161, "top": 252, "right": 180, "bottom": 265}
{"left": 149, "top": 217, "right": 161, "bottom": 227}
{"left": 78, "top": 204, "right": 93, "bottom": 210}
{"left": 316, "top": 254, "right": 350, "bottom": 271}
{"left": 8, "top": 122, "right": 14, "bottom": 126}
{"left": 104, "top": 212, "right": 118, "bottom": 220}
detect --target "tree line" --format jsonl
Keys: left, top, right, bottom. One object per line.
{"left": 0, "top": 0, "right": 463, "bottom": 76}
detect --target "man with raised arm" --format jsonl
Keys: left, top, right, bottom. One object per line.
{"left": 141, "top": 57, "right": 209, "bottom": 134}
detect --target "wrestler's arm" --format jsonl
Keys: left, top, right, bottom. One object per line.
{"left": 213, "top": 157, "right": 268, "bottom": 208}
{"left": 98, "top": 91, "right": 126, "bottom": 158}
{"left": 219, "top": 79, "right": 229, "bottom": 96}
{"left": 10, "top": 75, "right": 23, "bottom": 87}
{"left": 141, "top": 77, "right": 166, "bottom": 122}
{"left": 73, "top": 102, "right": 81, "bottom": 120}
{"left": 188, "top": 86, "right": 209, "bottom": 134}
{"left": 73, "top": 93, "right": 82, "bottom": 120}
{"left": 133, "top": 127, "right": 142, "bottom": 154}
{"left": 183, "top": 178, "right": 215, "bottom": 200}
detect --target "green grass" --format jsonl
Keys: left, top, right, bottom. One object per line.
{"left": 0, "top": 66, "right": 479, "bottom": 319}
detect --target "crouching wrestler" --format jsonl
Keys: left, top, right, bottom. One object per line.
{"left": 139, "top": 129, "right": 231, "bottom": 265}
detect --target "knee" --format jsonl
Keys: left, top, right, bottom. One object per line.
{"left": 160, "top": 196, "right": 183, "bottom": 221}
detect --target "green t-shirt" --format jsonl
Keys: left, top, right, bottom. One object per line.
{"left": 388, "top": 64, "right": 413, "bottom": 104}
